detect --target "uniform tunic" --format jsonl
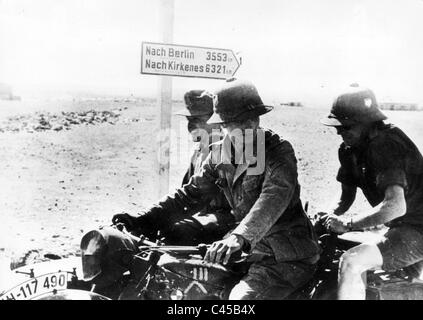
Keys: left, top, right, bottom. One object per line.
{"left": 337, "top": 122, "right": 423, "bottom": 272}
{"left": 141, "top": 129, "right": 321, "bottom": 267}
{"left": 337, "top": 123, "right": 423, "bottom": 228}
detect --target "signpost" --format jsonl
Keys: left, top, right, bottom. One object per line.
{"left": 155, "top": 0, "right": 174, "bottom": 198}
{"left": 141, "top": 42, "right": 240, "bottom": 80}
{"left": 142, "top": 0, "right": 240, "bottom": 197}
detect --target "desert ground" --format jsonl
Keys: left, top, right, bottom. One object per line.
{"left": 0, "top": 98, "right": 422, "bottom": 265}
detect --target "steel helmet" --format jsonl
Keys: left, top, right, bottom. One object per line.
{"left": 320, "top": 86, "right": 387, "bottom": 126}
{"left": 174, "top": 90, "right": 214, "bottom": 117}
{"left": 207, "top": 78, "right": 273, "bottom": 124}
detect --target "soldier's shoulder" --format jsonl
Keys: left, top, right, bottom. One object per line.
{"left": 264, "top": 128, "right": 295, "bottom": 153}
{"left": 369, "top": 123, "right": 407, "bottom": 151}
{"left": 263, "top": 129, "right": 297, "bottom": 171}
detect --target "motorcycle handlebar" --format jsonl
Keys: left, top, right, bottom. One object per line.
{"left": 115, "top": 223, "right": 209, "bottom": 255}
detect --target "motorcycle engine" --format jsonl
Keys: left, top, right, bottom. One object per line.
{"left": 145, "top": 253, "right": 244, "bottom": 300}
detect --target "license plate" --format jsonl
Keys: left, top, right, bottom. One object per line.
{"left": 0, "top": 272, "right": 68, "bottom": 300}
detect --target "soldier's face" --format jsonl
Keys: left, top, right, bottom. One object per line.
{"left": 220, "top": 120, "right": 260, "bottom": 152}
{"left": 220, "top": 120, "right": 257, "bottom": 137}
{"left": 335, "top": 123, "right": 366, "bottom": 146}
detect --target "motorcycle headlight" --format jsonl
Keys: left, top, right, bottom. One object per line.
{"left": 80, "top": 230, "right": 106, "bottom": 281}
{"left": 170, "top": 289, "right": 184, "bottom": 300}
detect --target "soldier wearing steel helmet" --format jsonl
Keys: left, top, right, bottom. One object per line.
{"left": 320, "top": 86, "right": 423, "bottom": 299}
{"left": 171, "top": 89, "right": 234, "bottom": 244}
{"left": 176, "top": 89, "right": 224, "bottom": 186}
{"left": 113, "top": 78, "right": 321, "bottom": 300}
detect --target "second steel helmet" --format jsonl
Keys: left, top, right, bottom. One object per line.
{"left": 174, "top": 90, "right": 214, "bottom": 117}
{"left": 207, "top": 78, "right": 273, "bottom": 124}
{"left": 320, "top": 86, "right": 387, "bottom": 127}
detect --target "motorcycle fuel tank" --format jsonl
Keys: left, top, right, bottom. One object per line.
{"left": 152, "top": 254, "right": 244, "bottom": 300}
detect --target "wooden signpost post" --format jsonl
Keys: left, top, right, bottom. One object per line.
{"left": 155, "top": 0, "right": 174, "bottom": 198}
{"left": 141, "top": 0, "right": 241, "bottom": 197}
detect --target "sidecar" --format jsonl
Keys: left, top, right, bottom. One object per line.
{"left": 0, "top": 255, "right": 109, "bottom": 300}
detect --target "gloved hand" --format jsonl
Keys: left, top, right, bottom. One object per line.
{"left": 112, "top": 212, "right": 140, "bottom": 231}
{"left": 313, "top": 211, "right": 330, "bottom": 236}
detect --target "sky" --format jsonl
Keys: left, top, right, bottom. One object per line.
{"left": 1, "top": 0, "right": 423, "bottom": 106}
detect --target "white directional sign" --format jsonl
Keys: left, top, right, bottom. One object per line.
{"left": 141, "top": 42, "right": 240, "bottom": 80}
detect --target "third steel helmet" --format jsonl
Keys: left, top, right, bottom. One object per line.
{"left": 320, "top": 86, "right": 387, "bottom": 127}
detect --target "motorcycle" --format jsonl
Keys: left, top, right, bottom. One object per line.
{"left": 2, "top": 215, "right": 423, "bottom": 300}
{"left": 0, "top": 225, "right": 248, "bottom": 301}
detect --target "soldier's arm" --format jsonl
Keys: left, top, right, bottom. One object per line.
{"left": 181, "top": 147, "right": 199, "bottom": 186}
{"left": 345, "top": 135, "right": 408, "bottom": 229}
{"left": 328, "top": 143, "right": 358, "bottom": 216}
{"left": 329, "top": 183, "right": 357, "bottom": 216}
{"left": 231, "top": 142, "right": 298, "bottom": 250}
{"left": 137, "top": 154, "right": 220, "bottom": 229}
{"left": 350, "top": 136, "right": 408, "bottom": 228}
{"left": 350, "top": 185, "right": 406, "bottom": 229}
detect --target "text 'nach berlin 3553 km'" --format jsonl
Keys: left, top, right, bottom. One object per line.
{"left": 141, "top": 42, "right": 240, "bottom": 80}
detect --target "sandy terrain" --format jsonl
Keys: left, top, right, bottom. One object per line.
{"left": 0, "top": 98, "right": 422, "bottom": 264}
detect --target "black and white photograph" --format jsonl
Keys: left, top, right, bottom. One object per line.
{"left": 1, "top": 0, "right": 423, "bottom": 304}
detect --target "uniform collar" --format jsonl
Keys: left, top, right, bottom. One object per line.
{"left": 213, "top": 133, "right": 258, "bottom": 186}
{"left": 347, "top": 123, "right": 382, "bottom": 153}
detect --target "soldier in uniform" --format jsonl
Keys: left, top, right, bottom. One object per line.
{"left": 320, "top": 86, "right": 423, "bottom": 299}
{"left": 169, "top": 89, "right": 234, "bottom": 245}
{"left": 176, "top": 89, "right": 220, "bottom": 185}
{"left": 113, "top": 79, "right": 321, "bottom": 299}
